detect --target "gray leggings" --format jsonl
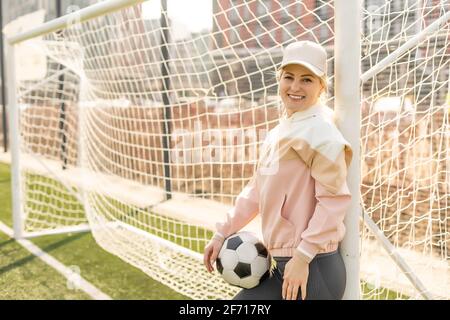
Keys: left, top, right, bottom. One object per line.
{"left": 233, "top": 250, "right": 346, "bottom": 300}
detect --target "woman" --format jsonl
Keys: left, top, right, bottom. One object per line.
{"left": 203, "top": 41, "right": 353, "bottom": 300}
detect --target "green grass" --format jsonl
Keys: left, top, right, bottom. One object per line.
{"left": 31, "top": 232, "right": 188, "bottom": 299}
{"left": 0, "top": 162, "right": 188, "bottom": 300}
{"left": 0, "top": 231, "right": 90, "bottom": 299}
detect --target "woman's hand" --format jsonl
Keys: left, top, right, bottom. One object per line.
{"left": 203, "top": 235, "right": 224, "bottom": 273}
{"left": 282, "top": 251, "right": 310, "bottom": 300}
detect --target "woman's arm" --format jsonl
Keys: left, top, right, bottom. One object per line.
{"left": 297, "top": 147, "right": 351, "bottom": 260}
{"left": 297, "top": 180, "right": 351, "bottom": 262}
{"left": 215, "top": 174, "right": 260, "bottom": 239}
{"left": 204, "top": 173, "right": 259, "bottom": 273}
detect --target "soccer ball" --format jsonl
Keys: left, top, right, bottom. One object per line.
{"left": 216, "top": 231, "right": 271, "bottom": 289}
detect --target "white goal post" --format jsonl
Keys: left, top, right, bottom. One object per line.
{"left": 5, "top": 0, "right": 449, "bottom": 300}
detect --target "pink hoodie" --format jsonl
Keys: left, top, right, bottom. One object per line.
{"left": 215, "top": 103, "right": 353, "bottom": 262}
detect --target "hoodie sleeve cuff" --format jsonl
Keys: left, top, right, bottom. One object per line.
{"left": 296, "top": 240, "right": 320, "bottom": 263}
{"left": 212, "top": 232, "right": 225, "bottom": 243}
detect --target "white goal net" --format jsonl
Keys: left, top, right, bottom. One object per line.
{"left": 6, "top": 0, "right": 449, "bottom": 299}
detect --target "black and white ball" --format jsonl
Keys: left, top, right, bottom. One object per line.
{"left": 216, "top": 231, "right": 271, "bottom": 289}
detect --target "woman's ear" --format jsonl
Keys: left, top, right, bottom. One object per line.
{"left": 319, "top": 79, "right": 326, "bottom": 95}
{"left": 276, "top": 69, "right": 283, "bottom": 81}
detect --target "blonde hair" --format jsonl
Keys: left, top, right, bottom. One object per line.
{"left": 276, "top": 67, "right": 329, "bottom": 117}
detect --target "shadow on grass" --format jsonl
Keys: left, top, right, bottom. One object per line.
{"left": 0, "top": 232, "right": 87, "bottom": 276}
{"left": 0, "top": 238, "right": 15, "bottom": 250}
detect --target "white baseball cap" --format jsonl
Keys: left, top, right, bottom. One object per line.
{"left": 279, "top": 41, "right": 327, "bottom": 77}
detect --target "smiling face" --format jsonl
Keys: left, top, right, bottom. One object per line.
{"left": 279, "top": 64, "right": 325, "bottom": 117}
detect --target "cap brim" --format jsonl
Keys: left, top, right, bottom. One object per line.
{"left": 278, "top": 60, "right": 325, "bottom": 77}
